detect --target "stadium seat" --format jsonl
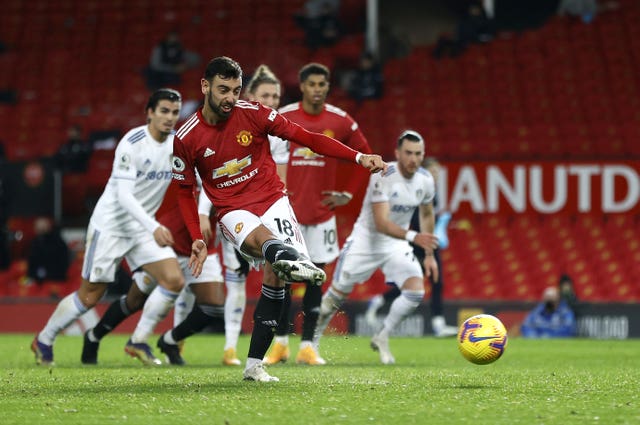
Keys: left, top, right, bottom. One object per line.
{"left": 4, "top": 0, "right": 638, "bottom": 304}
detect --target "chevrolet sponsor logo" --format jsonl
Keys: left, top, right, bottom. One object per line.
{"left": 213, "top": 155, "right": 252, "bottom": 178}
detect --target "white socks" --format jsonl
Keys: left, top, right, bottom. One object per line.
{"left": 224, "top": 270, "right": 246, "bottom": 351}
{"left": 379, "top": 290, "right": 424, "bottom": 338}
{"left": 274, "top": 335, "right": 289, "bottom": 346}
{"left": 313, "top": 287, "right": 346, "bottom": 344}
{"left": 245, "top": 357, "right": 261, "bottom": 371}
{"left": 174, "top": 287, "right": 195, "bottom": 326}
{"left": 39, "top": 292, "right": 87, "bottom": 345}
{"left": 131, "top": 286, "right": 179, "bottom": 344}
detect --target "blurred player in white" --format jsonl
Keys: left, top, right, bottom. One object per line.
{"left": 313, "top": 130, "right": 439, "bottom": 364}
{"left": 264, "top": 62, "right": 372, "bottom": 366}
{"left": 31, "top": 89, "right": 183, "bottom": 366}
{"left": 364, "top": 157, "right": 458, "bottom": 337}
{"left": 80, "top": 175, "right": 227, "bottom": 366}
{"left": 144, "top": 183, "right": 226, "bottom": 366}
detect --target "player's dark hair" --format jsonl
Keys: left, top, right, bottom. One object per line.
{"left": 397, "top": 129, "right": 424, "bottom": 147}
{"left": 146, "top": 88, "right": 181, "bottom": 112}
{"left": 245, "top": 64, "right": 280, "bottom": 96}
{"left": 204, "top": 56, "right": 243, "bottom": 82}
{"left": 299, "top": 62, "right": 330, "bottom": 83}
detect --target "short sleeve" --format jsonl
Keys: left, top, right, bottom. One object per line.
{"left": 420, "top": 169, "right": 436, "bottom": 205}
{"left": 268, "top": 135, "right": 289, "bottom": 165}
{"left": 172, "top": 137, "right": 196, "bottom": 186}
{"left": 111, "top": 140, "right": 137, "bottom": 181}
{"left": 369, "top": 172, "right": 389, "bottom": 204}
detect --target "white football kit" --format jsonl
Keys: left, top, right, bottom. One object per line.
{"left": 332, "top": 162, "right": 435, "bottom": 293}
{"left": 269, "top": 134, "right": 289, "bottom": 166}
{"left": 83, "top": 125, "right": 176, "bottom": 282}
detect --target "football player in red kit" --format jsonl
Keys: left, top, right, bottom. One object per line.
{"left": 172, "top": 56, "right": 386, "bottom": 382}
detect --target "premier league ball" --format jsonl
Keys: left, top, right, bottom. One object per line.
{"left": 457, "top": 314, "right": 508, "bottom": 365}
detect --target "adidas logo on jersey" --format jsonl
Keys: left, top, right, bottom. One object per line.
{"left": 204, "top": 148, "right": 215, "bottom": 158}
{"left": 284, "top": 238, "right": 293, "bottom": 245}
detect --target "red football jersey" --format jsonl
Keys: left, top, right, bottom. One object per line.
{"left": 280, "top": 102, "right": 371, "bottom": 224}
{"left": 172, "top": 101, "right": 361, "bottom": 226}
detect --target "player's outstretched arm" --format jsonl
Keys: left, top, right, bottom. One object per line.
{"left": 286, "top": 123, "right": 388, "bottom": 172}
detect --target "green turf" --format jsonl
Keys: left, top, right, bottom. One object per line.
{"left": 1, "top": 334, "right": 638, "bottom": 424}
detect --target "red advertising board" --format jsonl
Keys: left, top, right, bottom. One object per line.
{"left": 437, "top": 161, "right": 640, "bottom": 216}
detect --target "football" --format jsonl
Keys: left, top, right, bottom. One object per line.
{"left": 457, "top": 314, "right": 508, "bottom": 365}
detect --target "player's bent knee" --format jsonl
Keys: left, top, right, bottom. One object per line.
{"left": 401, "top": 289, "right": 425, "bottom": 304}
{"left": 77, "top": 281, "right": 108, "bottom": 309}
{"left": 161, "top": 273, "right": 185, "bottom": 293}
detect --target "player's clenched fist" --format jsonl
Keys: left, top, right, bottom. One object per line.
{"left": 358, "top": 154, "right": 387, "bottom": 174}
{"left": 153, "top": 225, "right": 174, "bottom": 247}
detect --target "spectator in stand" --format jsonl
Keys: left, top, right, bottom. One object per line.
{"left": 521, "top": 286, "right": 577, "bottom": 338}
{"left": 295, "top": 0, "right": 343, "bottom": 50}
{"left": 558, "top": 273, "right": 580, "bottom": 318}
{"left": 432, "top": 1, "right": 495, "bottom": 59}
{"left": 26, "top": 217, "right": 71, "bottom": 286}
{"left": 0, "top": 89, "right": 17, "bottom": 104}
{"left": 346, "top": 52, "right": 384, "bottom": 102}
{"left": 55, "top": 125, "right": 92, "bottom": 173}
{"left": 557, "top": 0, "right": 619, "bottom": 24}
{"left": 0, "top": 41, "right": 17, "bottom": 104}
{"left": 145, "top": 31, "right": 201, "bottom": 90}
{"left": 0, "top": 144, "right": 13, "bottom": 270}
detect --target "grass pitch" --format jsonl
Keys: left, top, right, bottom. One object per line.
{"left": 1, "top": 334, "right": 638, "bottom": 425}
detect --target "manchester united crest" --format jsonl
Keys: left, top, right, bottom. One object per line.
{"left": 323, "top": 129, "right": 335, "bottom": 138}
{"left": 235, "top": 223, "right": 244, "bottom": 234}
{"left": 236, "top": 130, "right": 253, "bottom": 146}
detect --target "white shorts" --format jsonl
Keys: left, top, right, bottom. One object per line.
{"left": 179, "top": 252, "right": 224, "bottom": 285}
{"left": 219, "top": 196, "right": 310, "bottom": 267}
{"left": 300, "top": 216, "right": 339, "bottom": 264}
{"left": 133, "top": 252, "right": 223, "bottom": 295}
{"left": 220, "top": 236, "right": 242, "bottom": 270}
{"left": 331, "top": 238, "right": 423, "bottom": 294}
{"left": 82, "top": 224, "right": 176, "bottom": 283}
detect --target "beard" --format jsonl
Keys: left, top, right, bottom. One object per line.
{"left": 207, "top": 91, "right": 234, "bottom": 120}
